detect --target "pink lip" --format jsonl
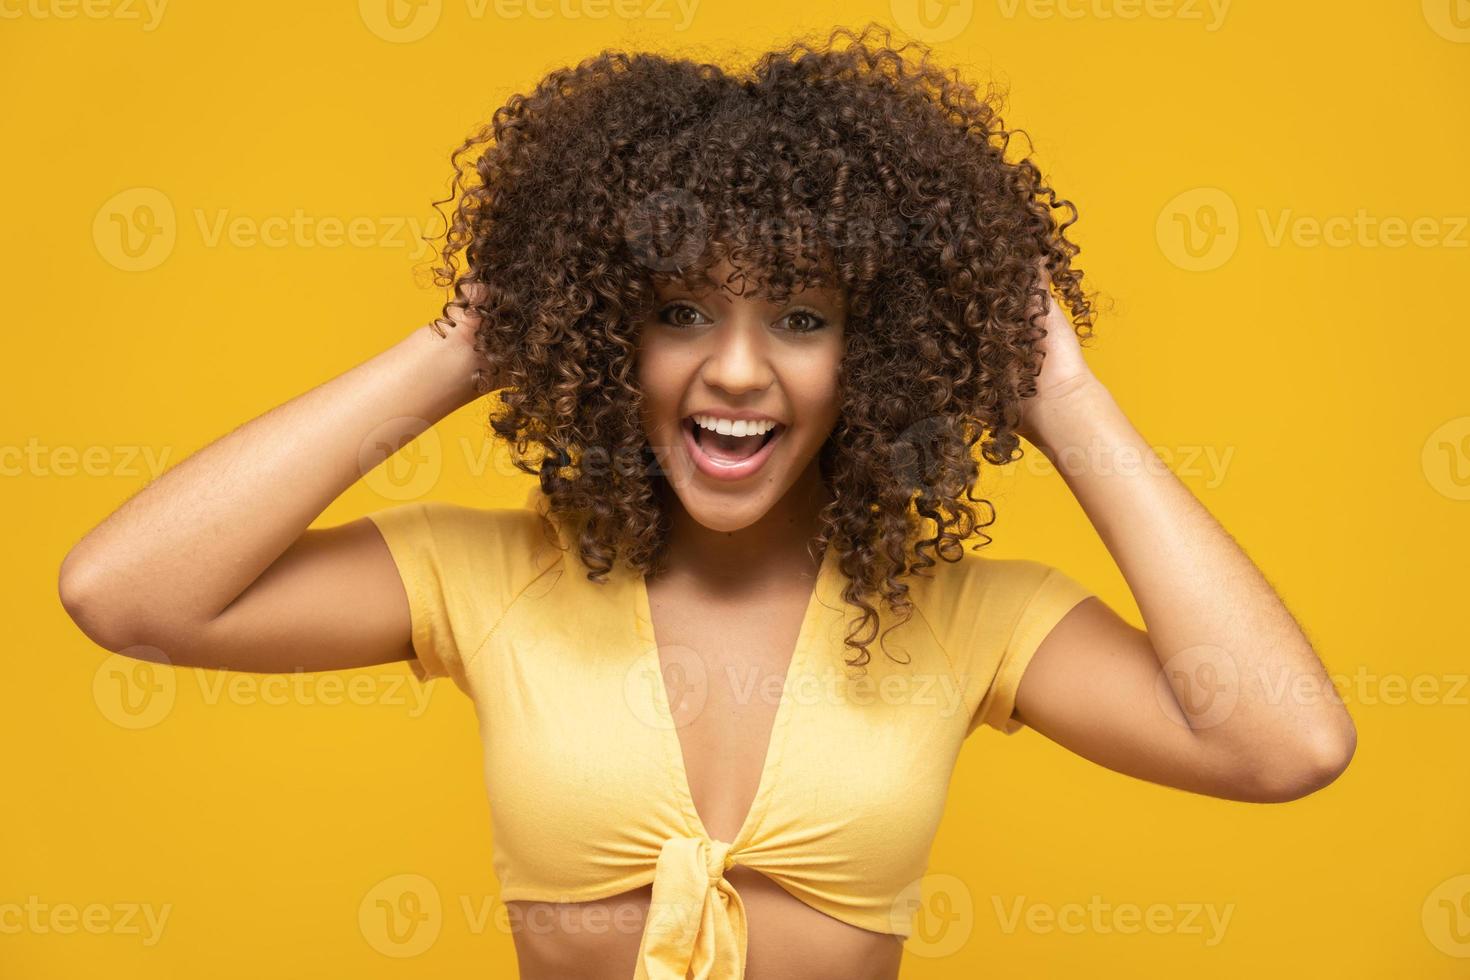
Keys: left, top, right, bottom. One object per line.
{"left": 680, "top": 417, "right": 785, "bottom": 482}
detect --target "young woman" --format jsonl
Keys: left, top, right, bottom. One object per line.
{"left": 58, "top": 23, "right": 1356, "bottom": 980}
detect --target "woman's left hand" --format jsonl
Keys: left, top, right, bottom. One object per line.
{"left": 1015, "top": 261, "right": 1101, "bottom": 446}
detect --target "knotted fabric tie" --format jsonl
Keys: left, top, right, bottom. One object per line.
{"left": 632, "top": 836, "right": 748, "bottom": 979}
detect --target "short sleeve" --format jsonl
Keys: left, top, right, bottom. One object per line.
{"left": 974, "top": 564, "right": 1094, "bottom": 735}
{"left": 916, "top": 555, "right": 1095, "bottom": 737}
{"left": 366, "top": 500, "right": 562, "bottom": 697}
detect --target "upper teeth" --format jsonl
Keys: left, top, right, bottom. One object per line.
{"left": 692, "top": 414, "right": 777, "bottom": 437}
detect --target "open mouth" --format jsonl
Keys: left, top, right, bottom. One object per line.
{"left": 679, "top": 416, "right": 786, "bottom": 480}
{"left": 683, "top": 416, "right": 782, "bottom": 463}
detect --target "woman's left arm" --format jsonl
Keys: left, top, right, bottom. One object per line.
{"left": 1007, "top": 270, "right": 1357, "bottom": 804}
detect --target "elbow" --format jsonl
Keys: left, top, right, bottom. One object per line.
{"left": 59, "top": 554, "right": 201, "bottom": 667}
{"left": 58, "top": 553, "right": 145, "bottom": 653}
{"left": 1242, "top": 721, "right": 1357, "bottom": 803}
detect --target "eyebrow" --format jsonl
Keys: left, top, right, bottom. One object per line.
{"left": 658, "top": 284, "right": 844, "bottom": 310}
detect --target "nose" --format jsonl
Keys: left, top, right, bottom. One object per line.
{"left": 699, "top": 315, "right": 775, "bottom": 395}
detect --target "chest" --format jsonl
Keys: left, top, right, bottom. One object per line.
{"left": 641, "top": 574, "right": 817, "bottom": 845}
{"left": 474, "top": 554, "right": 970, "bottom": 879}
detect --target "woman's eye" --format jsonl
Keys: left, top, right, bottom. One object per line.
{"left": 658, "top": 302, "right": 708, "bottom": 327}
{"left": 655, "top": 303, "right": 827, "bottom": 332}
{"left": 783, "top": 310, "right": 827, "bottom": 333}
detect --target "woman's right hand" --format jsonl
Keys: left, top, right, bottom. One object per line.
{"left": 431, "top": 280, "right": 489, "bottom": 350}
{"left": 428, "top": 280, "right": 507, "bottom": 392}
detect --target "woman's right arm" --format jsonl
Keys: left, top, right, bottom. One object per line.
{"left": 57, "top": 303, "right": 496, "bottom": 673}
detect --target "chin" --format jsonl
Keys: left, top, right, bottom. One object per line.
{"left": 658, "top": 473, "right": 778, "bottom": 528}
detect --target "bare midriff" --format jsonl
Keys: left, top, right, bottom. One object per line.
{"left": 507, "top": 866, "right": 906, "bottom": 979}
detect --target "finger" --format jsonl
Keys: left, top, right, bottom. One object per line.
{"left": 456, "top": 279, "right": 491, "bottom": 308}
{"left": 1033, "top": 255, "right": 1054, "bottom": 289}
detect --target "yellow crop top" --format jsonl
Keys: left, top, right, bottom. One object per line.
{"left": 366, "top": 493, "right": 1094, "bottom": 979}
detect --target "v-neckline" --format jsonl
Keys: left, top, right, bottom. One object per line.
{"left": 632, "top": 544, "right": 835, "bottom": 850}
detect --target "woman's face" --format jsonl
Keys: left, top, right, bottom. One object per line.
{"left": 635, "top": 260, "right": 847, "bottom": 534}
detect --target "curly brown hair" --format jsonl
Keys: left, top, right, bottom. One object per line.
{"left": 420, "top": 21, "right": 1099, "bottom": 670}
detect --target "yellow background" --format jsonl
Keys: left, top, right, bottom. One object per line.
{"left": 5, "top": 0, "right": 1467, "bottom": 975}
